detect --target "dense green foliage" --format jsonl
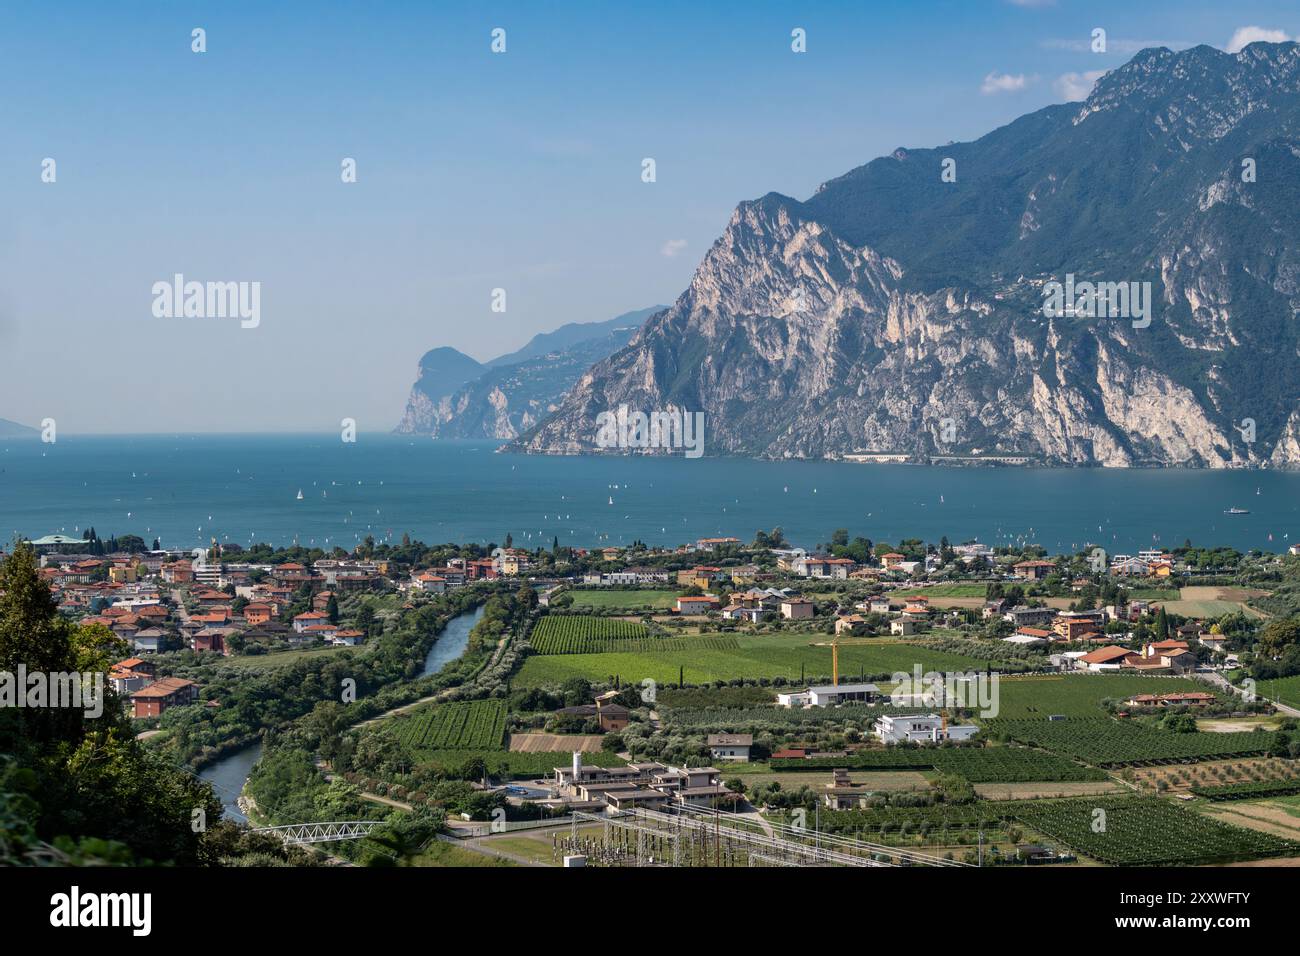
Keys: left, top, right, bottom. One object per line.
{"left": 656, "top": 686, "right": 779, "bottom": 709}
{"left": 152, "top": 586, "right": 491, "bottom": 766}
{"left": 803, "top": 803, "right": 1018, "bottom": 837}
{"left": 0, "top": 544, "right": 234, "bottom": 865}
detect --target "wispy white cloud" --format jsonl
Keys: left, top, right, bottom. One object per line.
{"left": 1054, "top": 70, "right": 1106, "bottom": 101}
{"left": 981, "top": 71, "right": 1030, "bottom": 95}
{"left": 1225, "top": 26, "right": 1291, "bottom": 54}
{"left": 660, "top": 239, "right": 688, "bottom": 258}
{"left": 1006, "top": 0, "right": 1055, "bottom": 7}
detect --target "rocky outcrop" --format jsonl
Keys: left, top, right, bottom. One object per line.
{"left": 514, "top": 42, "right": 1300, "bottom": 467}
{"left": 395, "top": 309, "right": 661, "bottom": 439}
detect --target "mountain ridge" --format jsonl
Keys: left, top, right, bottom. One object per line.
{"left": 0, "top": 418, "right": 39, "bottom": 439}
{"left": 511, "top": 42, "right": 1300, "bottom": 468}
{"left": 395, "top": 307, "right": 665, "bottom": 438}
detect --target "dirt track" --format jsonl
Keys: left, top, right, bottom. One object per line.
{"left": 509, "top": 732, "right": 604, "bottom": 753}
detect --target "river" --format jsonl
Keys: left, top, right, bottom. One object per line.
{"left": 421, "top": 605, "right": 485, "bottom": 677}
{"left": 197, "top": 604, "right": 485, "bottom": 820}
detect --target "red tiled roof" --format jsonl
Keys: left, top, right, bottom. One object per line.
{"left": 1080, "top": 645, "right": 1133, "bottom": 664}
{"left": 131, "top": 677, "right": 196, "bottom": 699}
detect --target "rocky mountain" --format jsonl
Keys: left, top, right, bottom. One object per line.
{"left": 513, "top": 43, "right": 1300, "bottom": 467}
{"left": 395, "top": 307, "right": 663, "bottom": 438}
{"left": 395, "top": 348, "right": 489, "bottom": 434}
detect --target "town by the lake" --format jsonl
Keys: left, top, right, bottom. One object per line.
{"left": 6, "top": 523, "right": 1300, "bottom": 872}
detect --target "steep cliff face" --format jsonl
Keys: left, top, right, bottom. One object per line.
{"left": 422, "top": 332, "right": 641, "bottom": 440}
{"left": 514, "top": 43, "right": 1300, "bottom": 467}
{"left": 395, "top": 309, "right": 662, "bottom": 439}
{"left": 395, "top": 347, "right": 486, "bottom": 434}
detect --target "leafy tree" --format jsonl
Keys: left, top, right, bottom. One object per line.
{"left": 1257, "top": 619, "right": 1300, "bottom": 660}
{"left": 0, "top": 541, "right": 221, "bottom": 865}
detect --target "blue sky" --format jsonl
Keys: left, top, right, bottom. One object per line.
{"left": 0, "top": 0, "right": 1295, "bottom": 431}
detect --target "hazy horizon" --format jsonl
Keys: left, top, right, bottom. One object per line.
{"left": 2, "top": 0, "right": 1294, "bottom": 433}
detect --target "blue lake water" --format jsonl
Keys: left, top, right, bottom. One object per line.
{"left": 1, "top": 433, "right": 1298, "bottom": 554}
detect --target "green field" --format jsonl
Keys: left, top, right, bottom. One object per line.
{"left": 389, "top": 700, "right": 507, "bottom": 751}
{"left": 1123, "top": 588, "right": 1182, "bottom": 600}
{"left": 989, "top": 718, "right": 1277, "bottom": 766}
{"left": 530, "top": 615, "right": 651, "bottom": 654}
{"left": 567, "top": 589, "right": 679, "bottom": 609}
{"left": 1154, "top": 600, "right": 1244, "bottom": 617}
{"left": 536, "top": 636, "right": 740, "bottom": 655}
{"left": 994, "top": 674, "right": 1217, "bottom": 719}
{"left": 1256, "top": 675, "right": 1300, "bottom": 710}
{"left": 410, "top": 840, "right": 516, "bottom": 867}
{"left": 514, "top": 634, "right": 987, "bottom": 688}
{"left": 532, "top": 615, "right": 738, "bottom": 655}
{"left": 1010, "top": 796, "right": 1299, "bottom": 865}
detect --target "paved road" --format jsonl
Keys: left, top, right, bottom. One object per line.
{"left": 734, "top": 808, "right": 774, "bottom": 837}
{"left": 169, "top": 588, "right": 190, "bottom": 624}
{"left": 1199, "top": 670, "right": 1300, "bottom": 718}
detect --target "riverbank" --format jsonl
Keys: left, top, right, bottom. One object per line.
{"left": 198, "top": 603, "right": 487, "bottom": 820}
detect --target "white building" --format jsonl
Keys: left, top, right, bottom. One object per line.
{"left": 707, "top": 734, "right": 752, "bottom": 762}
{"left": 1004, "top": 633, "right": 1047, "bottom": 646}
{"left": 132, "top": 632, "right": 165, "bottom": 654}
{"left": 806, "top": 683, "right": 879, "bottom": 706}
{"left": 412, "top": 572, "right": 446, "bottom": 593}
{"left": 776, "top": 690, "right": 812, "bottom": 708}
{"left": 1049, "top": 650, "right": 1090, "bottom": 671}
{"left": 873, "top": 713, "right": 979, "bottom": 744}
